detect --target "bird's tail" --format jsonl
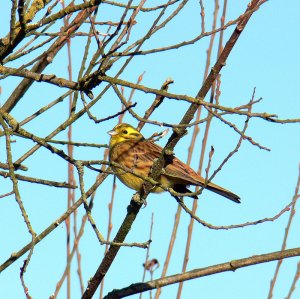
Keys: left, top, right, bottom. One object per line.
{"left": 174, "top": 182, "right": 240, "bottom": 203}
{"left": 205, "top": 181, "right": 241, "bottom": 203}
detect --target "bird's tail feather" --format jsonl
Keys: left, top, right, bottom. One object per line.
{"left": 205, "top": 182, "right": 241, "bottom": 203}
{"left": 174, "top": 183, "right": 241, "bottom": 203}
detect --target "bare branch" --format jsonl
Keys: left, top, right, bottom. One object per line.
{"left": 104, "top": 247, "right": 300, "bottom": 298}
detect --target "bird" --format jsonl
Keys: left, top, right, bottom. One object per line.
{"left": 108, "top": 123, "right": 240, "bottom": 203}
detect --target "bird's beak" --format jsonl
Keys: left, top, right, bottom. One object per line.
{"left": 107, "top": 129, "right": 117, "bottom": 136}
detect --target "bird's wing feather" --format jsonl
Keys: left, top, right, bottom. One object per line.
{"left": 112, "top": 140, "right": 162, "bottom": 172}
{"left": 129, "top": 141, "right": 205, "bottom": 185}
{"left": 164, "top": 157, "right": 205, "bottom": 186}
{"left": 130, "top": 140, "right": 161, "bottom": 161}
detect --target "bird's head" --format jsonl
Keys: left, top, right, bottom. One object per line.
{"left": 108, "top": 123, "right": 144, "bottom": 147}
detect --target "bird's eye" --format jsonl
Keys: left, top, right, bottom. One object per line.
{"left": 122, "top": 130, "right": 128, "bottom": 134}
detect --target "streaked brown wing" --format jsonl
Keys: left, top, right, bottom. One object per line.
{"left": 111, "top": 140, "right": 161, "bottom": 173}
{"left": 130, "top": 140, "right": 162, "bottom": 162}
{"left": 132, "top": 141, "right": 205, "bottom": 186}
{"left": 164, "top": 157, "right": 205, "bottom": 186}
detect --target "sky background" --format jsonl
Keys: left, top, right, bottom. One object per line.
{"left": 0, "top": 0, "right": 300, "bottom": 298}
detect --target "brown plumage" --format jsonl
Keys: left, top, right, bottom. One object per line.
{"left": 108, "top": 123, "right": 240, "bottom": 203}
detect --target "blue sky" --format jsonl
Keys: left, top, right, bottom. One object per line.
{"left": 0, "top": 0, "right": 300, "bottom": 298}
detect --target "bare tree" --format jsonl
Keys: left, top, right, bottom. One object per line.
{"left": 0, "top": 1, "right": 299, "bottom": 298}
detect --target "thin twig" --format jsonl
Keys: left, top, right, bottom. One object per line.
{"left": 140, "top": 213, "right": 154, "bottom": 299}
{"left": 268, "top": 164, "right": 300, "bottom": 299}
{"left": 0, "top": 170, "right": 77, "bottom": 188}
